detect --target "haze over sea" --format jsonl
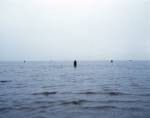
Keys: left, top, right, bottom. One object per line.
{"left": 0, "top": 61, "right": 150, "bottom": 118}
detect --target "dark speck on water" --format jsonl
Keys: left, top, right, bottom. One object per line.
{"left": 110, "top": 60, "right": 114, "bottom": 63}
{"left": 0, "top": 61, "right": 150, "bottom": 118}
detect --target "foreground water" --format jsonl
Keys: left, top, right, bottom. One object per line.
{"left": 0, "top": 61, "right": 150, "bottom": 118}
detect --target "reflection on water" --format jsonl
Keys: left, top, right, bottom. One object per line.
{"left": 0, "top": 61, "right": 150, "bottom": 118}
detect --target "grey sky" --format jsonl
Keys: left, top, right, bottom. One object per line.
{"left": 0, "top": 0, "right": 150, "bottom": 60}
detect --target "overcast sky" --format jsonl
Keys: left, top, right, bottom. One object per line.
{"left": 0, "top": 0, "right": 150, "bottom": 61}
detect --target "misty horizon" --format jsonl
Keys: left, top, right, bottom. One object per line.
{"left": 0, "top": 0, "right": 150, "bottom": 61}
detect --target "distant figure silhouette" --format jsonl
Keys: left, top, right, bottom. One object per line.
{"left": 74, "top": 60, "right": 77, "bottom": 68}
{"left": 24, "top": 60, "right": 26, "bottom": 63}
{"left": 110, "top": 60, "right": 113, "bottom": 63}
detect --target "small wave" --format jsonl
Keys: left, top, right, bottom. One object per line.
{"left": 84, "top": 106, "right": 118, "bottom": 110}
{"left": 16, "top": 106, "right": 31, "bottom": 111}
{"left": 33, "top": 101, "right": 56, "bottom": 104}
{"left": 16, "top": 105, "right": 49, "bottom": 112}
{"left": 119, "top": 77, "right": 128, "bottom": 79}
{"left": 0, "top": 107, "right": 13, "bottom": 112}
{"left": 32, "top": 91, "right": 57, "bottom": 96}
{"left": 79, "top": 92, "right": 100, "bottom": 95}
{"left": 99, "top": 100, "right": 150, "bottom": 104}
{"left": 84, "top": 106, "right": 143, "bottom": 111}
{"left": 32, "top": 91, "right": 131, "bottom": 96}
{"left": 78, "top": 91, "right": 130, "bottom": 96}
{"left": 130, "top": 82, "right": 139, "bottom": 87}
{"left": 61, "top": 100, "right": 88, "bottom": 105}
{"left": 0, "top": 80, "right": 12, "bottom": 83}
{"left": 12, "top": 85, "right": 27, "bottom": 88}
{"left": 107, "top": 92, "right": 124, "bottom": 96}
{"left": 41, "top": 85, "right": 57, "bottom": 88}
{"left": 121, "top": 107, "right": 143, "bottom": 111}
{"left": 138, "top": 93, "right": 150, "bottom": 96}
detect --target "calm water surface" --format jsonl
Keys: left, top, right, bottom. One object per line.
{"left": 0, "top": 61, "right": 150, "bottom": 118}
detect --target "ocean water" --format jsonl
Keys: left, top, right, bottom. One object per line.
{"left": 0, "top": 61, "right": 150, "bottom": 118}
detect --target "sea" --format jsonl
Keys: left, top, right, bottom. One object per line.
{"left": 0, "top": 61, "right": 150, "bottom": 118}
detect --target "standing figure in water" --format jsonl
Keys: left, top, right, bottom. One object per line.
{"left": 74, "top": 60, "right": 77, "bottom": 68}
